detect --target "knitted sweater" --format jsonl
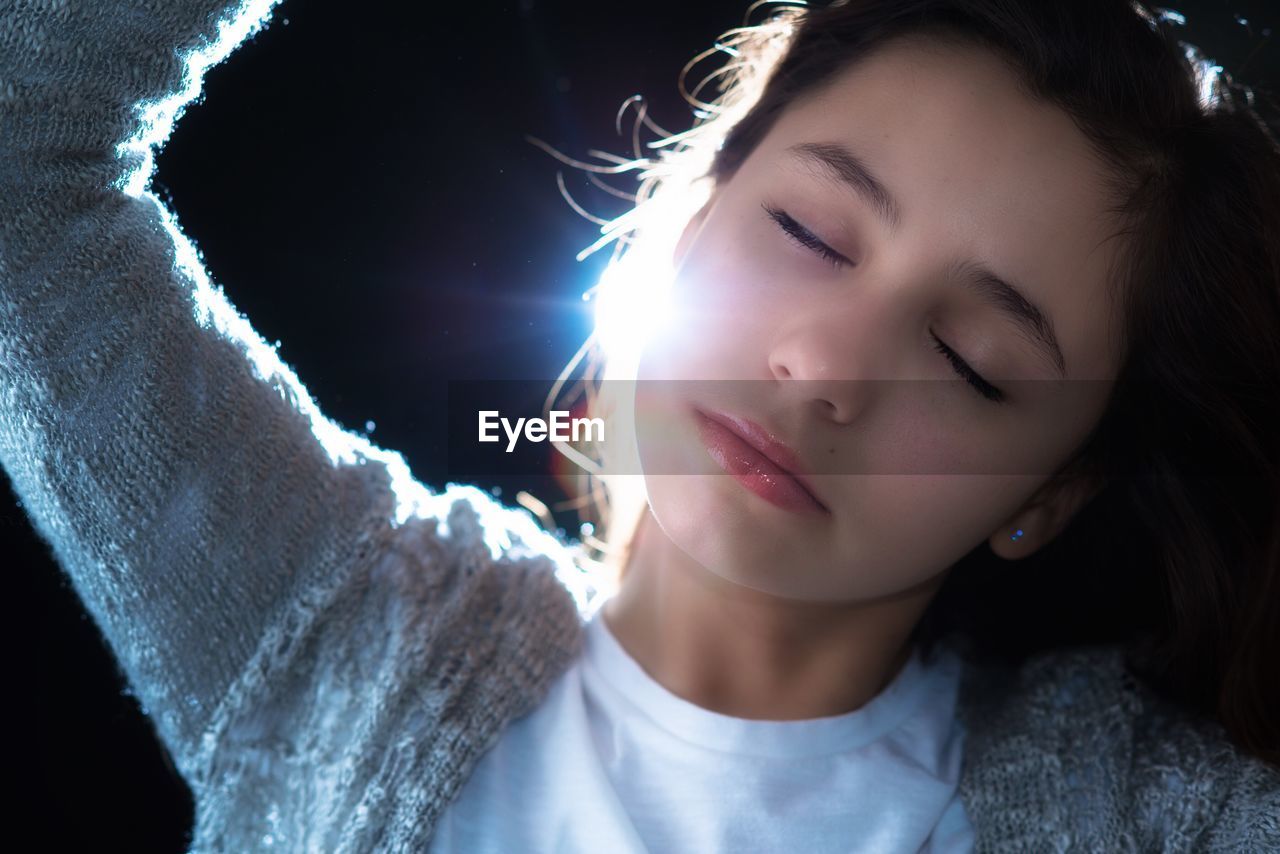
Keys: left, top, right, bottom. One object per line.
{"left": 1, "top": 0, "right": 1276, "bottom": 850}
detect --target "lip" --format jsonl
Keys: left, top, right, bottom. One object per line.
{"left": 693, "top": 407, "right": 829, "bottom": 516}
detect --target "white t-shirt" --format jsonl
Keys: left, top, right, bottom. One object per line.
{"left": 428, "top": 605, "right": 975, "bottom": 853}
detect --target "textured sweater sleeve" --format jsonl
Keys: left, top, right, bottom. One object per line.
{"left": 955, "top": 644, "right": 1280, "bottom": 852}
{"left": 0, "top": 2, "right": 590, "bottom": 845}
{"left": 0, "top": 0, "right": 395, "bottom": 771}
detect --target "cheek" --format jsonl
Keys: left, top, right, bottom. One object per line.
{"left": 845, "top": 392, "right": 1003, "bottom": 477}
{"left": 826, "top": 473, "right": 1037, "bottom": 589}
{"left": 661, "top": 229, "right": 789, "bottom": 357}
{"left": 861, "top": 474, "right": 1032, "bottom": 539}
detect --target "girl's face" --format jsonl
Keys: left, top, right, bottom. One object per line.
{"left": 633, "top": 36, "right": 1125, "bottom": 603}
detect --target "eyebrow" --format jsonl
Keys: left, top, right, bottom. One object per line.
{"left": 784, "top": 141, "right": 1068, "bottom": 379}
{"left": 949, "top": 261, "right": 1068, "bottom": 379}
{"left": 787, "top": 142, "right": 903, "bottom": 234}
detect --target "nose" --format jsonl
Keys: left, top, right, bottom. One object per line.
{"left": 767, "top": 312, "right": 877, "bottom": 425}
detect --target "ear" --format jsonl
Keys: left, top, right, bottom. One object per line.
{"left": 672, "top": 187, "right": 720, "bottom": 271}
{"left": 988, "top": 471, "right": 1106, "bottom": 561}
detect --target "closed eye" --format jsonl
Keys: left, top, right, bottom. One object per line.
{"left": 930, "top": 334, "right": 1006, "bottom": 403}
{"left": 763, "top": 204, "right": 1007, "bottom": 404}
{"left": 763, "top": 204, "right": 851, "bottom": 268}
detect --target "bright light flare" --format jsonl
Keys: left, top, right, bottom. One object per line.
{"left": 590, "top": 246, "right": 678, "bottom": 374}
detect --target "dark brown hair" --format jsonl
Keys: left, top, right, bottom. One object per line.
{"left": 696, "top": 0, "right": 1280, "bottom": 764}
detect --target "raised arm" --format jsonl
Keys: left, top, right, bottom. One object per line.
{"left": 0, "top": 0, "right": 436, "bottom": 784}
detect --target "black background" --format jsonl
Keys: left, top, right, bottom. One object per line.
{"left": 6, "top": 1, "right": 1277, "bottom": 849}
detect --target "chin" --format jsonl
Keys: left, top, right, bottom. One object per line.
{"left": 645, "top": 471, "right": 838, "bottom": 601}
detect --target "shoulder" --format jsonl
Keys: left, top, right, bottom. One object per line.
{"left": 1121, "top": 665, "right": 1280, "bottom": 850}
{"left": 954, "top": 642, "right": 1280, "bottom": 850}
{"left": 189, "top": 483, "right": 596, "bottom": 850}
{"left": 952, "top": 642, "right": 1136, "bottom": 747}
{"left": 374, "top": 482, "right": 604, "bottom": 620}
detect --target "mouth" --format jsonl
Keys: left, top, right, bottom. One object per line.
{"left": 693, "top": 407, "right": 830, "bottom": 516}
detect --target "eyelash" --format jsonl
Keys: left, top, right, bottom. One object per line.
{"left": 930, "top": 335, "right": 1006, "bottom": 403}
{"left": 763, "top": 203, "right": 1007, "bottom": 404}
{"left": 764, "top": 204, "right": 850, "bottom": 268}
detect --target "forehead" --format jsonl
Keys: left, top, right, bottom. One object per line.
{"left": 747, "top": 35, "right": 1126, "bottom": 379}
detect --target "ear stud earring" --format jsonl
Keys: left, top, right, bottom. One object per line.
{"left": 1010, "top": 528, "right": 1024, "bottom": 542}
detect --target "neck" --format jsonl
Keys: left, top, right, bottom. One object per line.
{"left": 601, "top": 508, "right": 947, "bottom": 720}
